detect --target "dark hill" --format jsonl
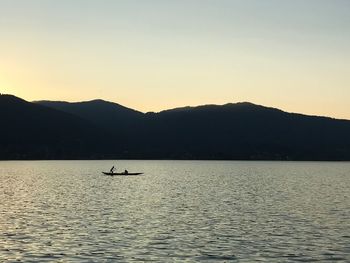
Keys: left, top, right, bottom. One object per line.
{"left": 35, "top": 99, "right": 143, "bottom": 131}
{"left": 0, "top": 95, "right": 124, "bottom": 159}
{"left": 2, "top": 95, "right": 350, "bottom": 160}
{"left": 138, "top": 102, "right": 350, "bottom": 160}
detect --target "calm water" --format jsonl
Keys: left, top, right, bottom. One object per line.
{"left": 0, "top": 161, "right": 349, "bottom": 262}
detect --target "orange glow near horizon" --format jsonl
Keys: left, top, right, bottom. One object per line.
{"left": 3, "top": 85, "right": 350, "bottom": 120}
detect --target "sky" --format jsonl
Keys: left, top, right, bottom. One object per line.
{"left": 0, "top": 0, "right": 349, "bottom": 118}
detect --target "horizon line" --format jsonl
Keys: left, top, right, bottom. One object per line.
{"left": 2, "top": 93, "right": 349, "bottom": 121}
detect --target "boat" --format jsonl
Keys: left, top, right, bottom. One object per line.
{"left": 102, "top": 172, "right": 143, "bottom": 176}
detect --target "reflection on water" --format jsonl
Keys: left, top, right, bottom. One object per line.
{"left": 0, "top": 161, "right": 349, "bottom": 262}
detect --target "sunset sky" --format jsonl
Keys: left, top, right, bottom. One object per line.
{"left": 0, "top": 0, "right": 349, "bottom": 118}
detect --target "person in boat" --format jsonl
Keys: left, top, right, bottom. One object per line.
{"left": 110, "top": 166, "right": 115, "bottom": 173}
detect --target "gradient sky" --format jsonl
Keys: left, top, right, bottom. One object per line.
{"left": 0, "top": 0, "right": 349, "bottom": 118}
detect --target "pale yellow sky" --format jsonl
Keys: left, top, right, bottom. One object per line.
{"left": 0, "top": 0, "right": 349, "bottom": 119}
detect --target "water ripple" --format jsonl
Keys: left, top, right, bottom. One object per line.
{"left": 0, "top": 160, "right": 349, "bottom": 262}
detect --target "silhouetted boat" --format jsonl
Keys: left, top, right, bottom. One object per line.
{"left": 102, "top": 172, "right": 143, "bottom": 176}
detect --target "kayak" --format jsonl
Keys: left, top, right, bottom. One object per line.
{"left": 102, "top": 172, "right": 143, "bottom": 176}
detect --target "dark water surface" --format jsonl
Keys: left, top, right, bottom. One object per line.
{"left": 0, "top": 161, "right": 349, "bottom": 262}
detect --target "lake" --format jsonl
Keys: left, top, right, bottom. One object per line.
{"left": 0, "top": 160, "right": 349, "bottom": 262}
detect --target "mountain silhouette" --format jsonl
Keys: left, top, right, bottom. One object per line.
{"left": 140, "top": 103, "right": 350, "bottom": 160}
{"left": 36, "top": 99, "right": 143, "bottom": 131}
{"left": 2, "top": 94, "right": 350, "bottom": 160}
{"left": 0, "top": 95, "right": 124, "bottom": 159}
